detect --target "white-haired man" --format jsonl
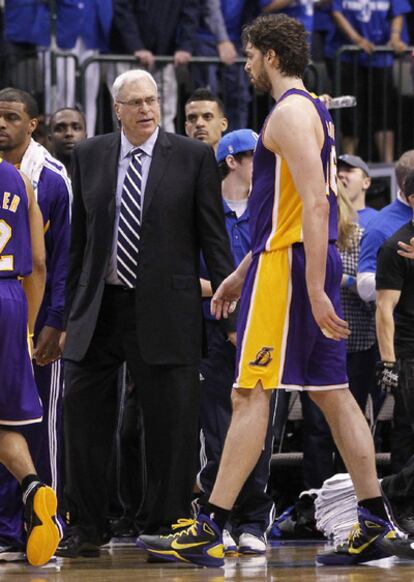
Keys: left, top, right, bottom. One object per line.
{"left": 57, "top": 69, "right": 236, "bottom": 557}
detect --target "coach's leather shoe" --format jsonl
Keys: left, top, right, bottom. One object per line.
{"left": 55, "top": 531, "right": 100, "bottom": 558}
{"left": 24, "top": 483, "right": 61, "bottom": 566}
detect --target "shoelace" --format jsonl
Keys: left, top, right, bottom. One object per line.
{"left": 163, "top": 518, "right": 198, "bottom": 539}
{"left": 349, "top": 523, "right": 362, "bottom": 545}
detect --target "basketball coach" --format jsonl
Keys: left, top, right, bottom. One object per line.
{"left": 58, "top": 69, "right": 235, "bottom": 557}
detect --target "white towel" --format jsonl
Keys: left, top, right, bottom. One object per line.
{"left": 20, "top": 138, "right": 72, "bottom": 205}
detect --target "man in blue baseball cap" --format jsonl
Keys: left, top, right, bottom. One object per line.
{"left": 196, "top": 128, "right": 276, "bottom": 555}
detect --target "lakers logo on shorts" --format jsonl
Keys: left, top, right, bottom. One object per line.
{"left": 249, "top": 347, "right": 274, "bottom": 367}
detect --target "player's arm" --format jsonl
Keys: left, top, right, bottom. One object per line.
{"left": 375, "top": 289, "right": 400, "bottom": 362}
{"left": 20, "top": 173, "right": 46, "bottom": 337}
{"left": 264, "top": 99, "right": 349, "bottom": 340}
{"left": 34, "top": 175, "right": 70, "bottom": 366}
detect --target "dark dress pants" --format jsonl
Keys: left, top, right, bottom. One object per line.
{"left": 391, "top": 358, "right": 414, "bottom": 473}
{"left": 63, "top": 286, "right": 200, "bottom": 540}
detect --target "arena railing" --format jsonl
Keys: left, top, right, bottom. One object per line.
{"left": 75, "top": 54, "right": 321, "bottom": 136}
{"left": 334, "top": 45, "right": 414, "bottom": 162}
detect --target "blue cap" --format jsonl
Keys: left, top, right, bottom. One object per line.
{"left": 217, "top": 129, "right": 258, "bottom": 163}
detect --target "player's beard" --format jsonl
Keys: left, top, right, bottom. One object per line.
{"left": 254, "top": 65, "right": 272, "bottom": 93}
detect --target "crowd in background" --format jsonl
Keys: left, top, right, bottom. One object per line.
{"left": 1, "top": 0, "right": 414, "bottom": 161}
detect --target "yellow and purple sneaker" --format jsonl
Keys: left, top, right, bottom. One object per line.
{"left": 24, "top": 483, "right": 61, "bottom": 566}
{"left": 316, "top": 507, "right": 400, "bottom": 565}
{"left": 139, "top": 513, "right": 224, "bottom": 567}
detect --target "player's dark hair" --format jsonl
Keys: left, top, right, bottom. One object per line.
{"left": 0, "top": 87, "right": 39, "bottom": 118}
{"left": 242, "top": 14, "right": 309, "bottom": 79}
{"left": 49, "top": 107, "right": 86, "bottom": 132}
{"left": 185, "top": 88, "right": 225, "bottom": 115}
{"left": 218, "top": 151, "right": 254, "bottom": 180}
{"left": 403, "top": 168, "right": 414, "bottom": 199}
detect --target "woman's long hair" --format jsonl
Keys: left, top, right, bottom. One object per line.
{"left": 336, "top": 179, "right": 359, "bottom": 252}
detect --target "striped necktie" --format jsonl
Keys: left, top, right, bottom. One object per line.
{"left": 116, "top": 147, "right": 143, "bottom": 288}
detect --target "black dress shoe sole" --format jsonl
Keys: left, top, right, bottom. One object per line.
{"left": 56, "top": 545, "right": 100, "bottom": 558}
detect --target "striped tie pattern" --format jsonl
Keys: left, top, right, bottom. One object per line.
{"left": 116, "top": 148, "right": 143, "bottom": 287}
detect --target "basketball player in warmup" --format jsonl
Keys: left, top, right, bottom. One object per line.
{"left": 0, "top": 159, "right": 60, "bottom": 565}
{"left": 141, "top": 14, "right": 414, "bottom": 566}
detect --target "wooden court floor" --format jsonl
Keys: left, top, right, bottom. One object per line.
{"left": 1, "top": 540, "right": 414, "bottom": 581}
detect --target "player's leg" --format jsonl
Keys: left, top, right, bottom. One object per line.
{"left": 0, "top": 430, "right": 36, "bottom": 481}
{"left": 0, "top": 429, "right": 60, "bottom": 566}
{"left": 0, "top": 281, "right": 60, "bottom": 566}
{"left": 209, "top": 384, "right": 272, "bottom": 510}
{"left": 139, "top": 252, "right": 287, "bottom": 566}
{"left": 140, "top": 383, "right": 272, "bottom": 566}
{"left": 310, "top": 389, "right": 380, "bottom": 500}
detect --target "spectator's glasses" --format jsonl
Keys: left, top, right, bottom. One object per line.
{"left": 116, "top": 96, "right": 160, "bottom": 110}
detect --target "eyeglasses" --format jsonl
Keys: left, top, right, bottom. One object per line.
{"left": 116, "top": 96, "right": 159, "bottom": 109}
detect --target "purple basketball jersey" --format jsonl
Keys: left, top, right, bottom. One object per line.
{"left": 249, "top": 89, "right": 338, "bottom": 256}
{"left": 0, "top": 159, "right": 32, "bottom": 278}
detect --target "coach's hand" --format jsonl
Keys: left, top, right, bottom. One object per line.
{"left": 309, "top": 291, "right": 350, "bottom": 341}
{"left": 33, "top": 325, "right": 62, "bottom": 366}
{"left": 211, "top": 271, "right": 243, "bottom": 320}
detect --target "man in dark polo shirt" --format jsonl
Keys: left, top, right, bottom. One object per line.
{"left": 376, "top": 169, "right": 414, "bottom": 476}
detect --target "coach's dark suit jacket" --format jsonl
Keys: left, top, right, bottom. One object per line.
{"left": 64, "top": 128, "right": 235, "bottom": 363}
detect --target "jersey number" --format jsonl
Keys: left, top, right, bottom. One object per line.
{"left": 328, "top": 146, "right": 338, "bottom": 197}
{"left": 0, "top": 220, "right": 13, "bottom": 271}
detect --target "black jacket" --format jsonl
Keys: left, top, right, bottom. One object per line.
{"left": 64, "top": 128, "right": 235, "bottom": 364}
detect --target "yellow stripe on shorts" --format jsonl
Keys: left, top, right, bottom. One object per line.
{"left": 235, "top": 249, "right": 292, "bottom": 390}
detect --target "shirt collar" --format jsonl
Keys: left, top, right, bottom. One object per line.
{"left": 397, "top": 189, "right": 411, "bottom": 206}
{"left": 222, "top": 198, "right": 250, "bottom": 219}
{"left": 120, "top": 126, "right": 160, "bottom": 160}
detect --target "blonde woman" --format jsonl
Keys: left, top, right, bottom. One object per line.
{"left": 337, "top": 180, "right": 377, "bottom": 412}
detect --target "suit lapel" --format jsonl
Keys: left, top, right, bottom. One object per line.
{"left": 102, "top": 133, "right": 121, "bottom": 223}
{"left": 143, "top": 128, "right": 172, "bottom": 219}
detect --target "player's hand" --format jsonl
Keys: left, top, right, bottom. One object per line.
{"left": 397, "top": 237, "right": 414, "bottom": 259}
{"left": 211, "top": 271, "right": 243, "bottom": 320}
{"left": 309, "top": 291, "right": 350, "bottom": 341}
{"left": 174, "top": 50, "right": 192, "bottom": 66}
{"left": 376, "top": 361, "right": 399, "bottom": 392}
{"left": 217, "top": 41, "right": 237, "bottom": 65}
{"left": 59, "top": 331, "right": 66, "bottom": 355}
{"left": 134, "top": 50, "right": 155, "bottom": 69}
{"left": 33, "top": 325, "right": 62, "bottom": 366}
